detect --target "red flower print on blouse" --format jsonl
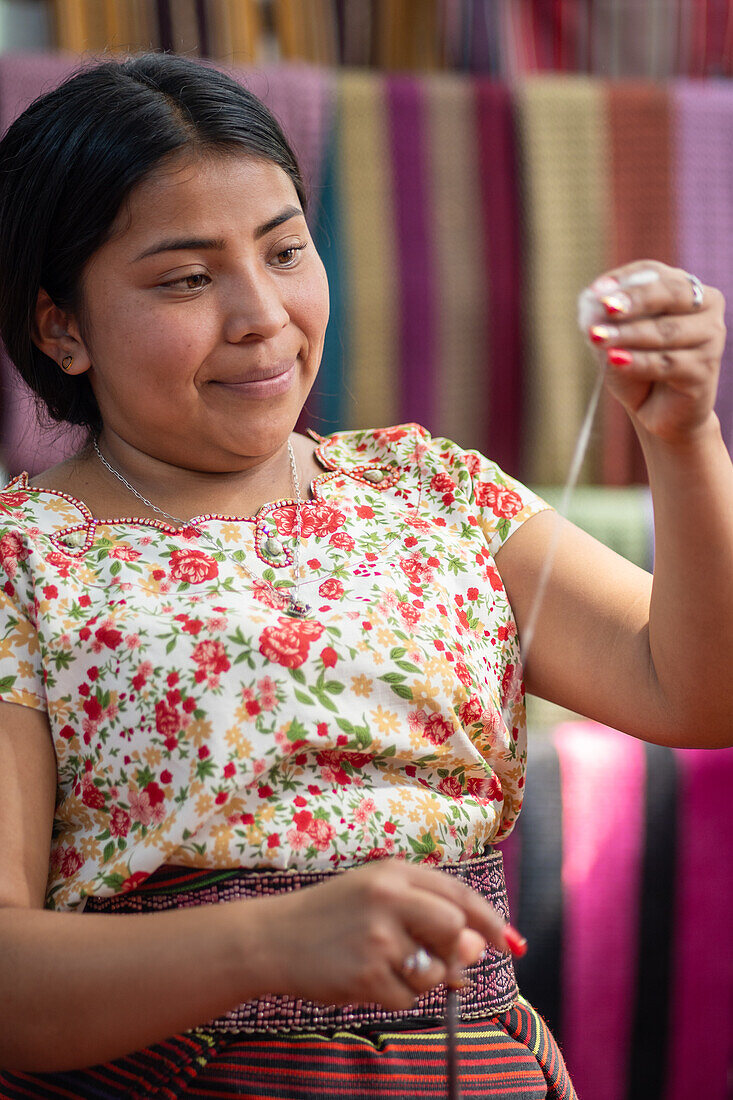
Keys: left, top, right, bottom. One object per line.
{"left": 59, "top": 846, "right": 83, "bottom": 879}
{"left": 0, "top": 531, "right": 28, "bottom": 579}
{"left": 365, "top": 846, "right": 391, "bottom": 861}
{"left": 110, "top": 545, "right": 142, "bottom": 561}
{"left": 409, "top": 709, "right": 454, "bottom": 746}
{"left": 271, "top": 502, "right": 346, "bottom": 538}
{"left": 46, "top": 551, "right": 71, "bottom": 578}
{"left": 329, "top": 531, "right": 355, "bottom": 551}
{"left": 374, "top": 426, "right": 408, "bottom": 444}
{"left": 109, "top": 805, "right": 131, "bottom": 837}
{"left": 463, "top": 453, "right": 482, "bottom": 479}
{"left": 459, "top": 696, "right": 483, "bottom": 725}
{"left": 81, "top": 779, "right": 106, "bottom": 810}
{"left": 455, "top": 659, "right": 472, "bottom": 687}
{"left": 486, "top": 565, "right": 504, "bottom": 592}
{"left": 94, "top": 621, "right": 123, "bottom": 651}
{"left": 430, "top": 472, "right": 457, "bottom": 495}
{"left": 320, "top": 646, "right": 338, "bottom": 668}
{"left": 475, "top": 481, "right": 523, "bottom": 518}
{"left": 318, "top": 577, "right": 344, "bottom": 600}
{"left": 192, "top": 639, "right": 231, "bottom": 677}
{"left": 168, "top": 548, "right": 218, "bottom": 584}
{"left": 251, "top": 578, "right": 289, "bottom": 610}
{"left": 423, "top": 713, "right": 455, "bottom": 746}
{"left": 309, "top": 817, "right": 336, "bottom": 851}
{"left": 399, "top": 554, "right": 432, "bottom": 584}
{"left": 155, "top": 698, "right": 183, "bottom": 738}
{"left": 466, "top": 774, "right": 503, "bottom": 803}
{"left": 259, "top": 616, "right": 325, "bottom": 669}
{"left": 315, "top": 749, "right": 351, "bottom": 786}
{"left": 121, "top": 871, "right": 150, "bottom": 892}
{"left": 437, "top": 776, "right": 463, "bottom": 800}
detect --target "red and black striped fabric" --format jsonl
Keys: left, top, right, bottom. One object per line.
{"left": 0, "top": 997, "right": 575, "bottom": 1099}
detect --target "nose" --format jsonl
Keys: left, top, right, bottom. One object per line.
{"left": 223, "top": 263, "right": 290, "bottom": 342}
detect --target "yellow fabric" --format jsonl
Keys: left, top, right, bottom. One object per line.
{"left": 425, "top": 74, "right": 490, "bottom": 449}
{"left": 517, "top": 77, "right": 611, "bottom": 484}
{"left": 338, "top": 71, "right": 400, "bottom": 430}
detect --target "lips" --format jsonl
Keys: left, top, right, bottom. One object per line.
{"left": 213, "top": 360, "right": 295, "bottom": 386}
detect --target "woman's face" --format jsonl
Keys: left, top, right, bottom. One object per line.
{"left": 76, "top": 152, "right": 329, "bottom": 471}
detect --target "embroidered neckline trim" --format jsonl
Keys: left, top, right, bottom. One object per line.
{"left": 2, "top": 433, "right": 403, "bottom": 536}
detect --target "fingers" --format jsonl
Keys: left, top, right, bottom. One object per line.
{"left": 401, "top": 862, "right": 512, "bottom": 953}
{"left": 600, "top": 346, "right": 720, "bottom": 386}
{"left": 591, "top": 261, "right": 722, "bottom": 320}
{"left": 589, "top": 314, "right": 714, "bottom": 352}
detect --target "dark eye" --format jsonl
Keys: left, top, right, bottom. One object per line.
{"left": 275, "top": 244, "right": 307, "bottom": 267}
{"left": 162, "top": 273, "right": 210, "bottom": 290}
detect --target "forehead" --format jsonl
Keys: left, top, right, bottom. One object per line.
{"left": 108, "top": 153, "right": 301, "bottom": 247}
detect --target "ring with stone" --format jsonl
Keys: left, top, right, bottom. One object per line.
{"left": 402, "top": 947, "right": 433, "bottom": 976}
{"left": 684, "top": 271, "right": 705, "bottom": 309}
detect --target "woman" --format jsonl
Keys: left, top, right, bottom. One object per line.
{"left": 0, "top": 52, "right": 730, "bottom": 1100}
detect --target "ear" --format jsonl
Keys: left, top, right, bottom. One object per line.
{"left": 32, "top": 287, "right": 91, "bottom": 376}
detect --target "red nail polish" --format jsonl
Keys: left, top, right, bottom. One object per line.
{"left": 607, "top": 348, "right": 633, "bottom": 367}
{"left": 504, "top": 925, "right": 528, "bottom": 957}
{"left": 589, "top": 324, "right": 618, "bottom": 345}
{"left": 600, "top": 292, "right": 631, "bottom": 316}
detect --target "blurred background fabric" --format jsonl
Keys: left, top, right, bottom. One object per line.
{"left": 3, "top": 51, "right": 733, "bottom": 482}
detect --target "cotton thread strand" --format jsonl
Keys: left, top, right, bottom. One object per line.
{"left": 519, "top": 367, "right": 605, "bottom": 669}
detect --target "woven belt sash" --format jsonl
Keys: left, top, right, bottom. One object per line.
{"left": 84, "top": 850, "right": 518, "bottom": 1033}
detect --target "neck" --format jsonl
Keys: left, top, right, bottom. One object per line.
{"left": 90, "top": 431, "right": 305, "bottom": 522}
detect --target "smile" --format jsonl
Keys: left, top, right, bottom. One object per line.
{"left": 211, "top": 361, "right": 296, "bottom": 397}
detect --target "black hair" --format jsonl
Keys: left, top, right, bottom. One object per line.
{"left": 0, "top": 52, "right": 307, "bottom": 435}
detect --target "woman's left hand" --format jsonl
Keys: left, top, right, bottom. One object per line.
{"left": 582, "top": 260, "right": 726, "bottom": 444}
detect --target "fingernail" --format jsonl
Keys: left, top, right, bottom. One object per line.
{"left": 589, "top": 323, "right": 619, "bottom": 345}
{"left": 591, "top": 275, "right": 619, "bottom": 295}
{"left": 504, "top": 924, "right": 528, "bottom": 957}
{"left": 607, "top": 348, "right": 633, "bottom": 367}
{"left": 601, "top": 292, "right": 632, "bottom": 316}
{"left": 621, "top": 268, "right": 660, "bottom": 288}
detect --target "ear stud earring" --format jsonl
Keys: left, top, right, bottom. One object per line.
{"left": 61, "top": 356, "right": 73, "bottom": 371}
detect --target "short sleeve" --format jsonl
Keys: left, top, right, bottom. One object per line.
{"left": 0, "top": 527, "right": 46, "bottom": 711}
{"left": 429, "top": 435, "right": 553, "bottom": 557}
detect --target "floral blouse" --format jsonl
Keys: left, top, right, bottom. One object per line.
{"left": 0, "top": 424, "right": 550, "bottom": 910}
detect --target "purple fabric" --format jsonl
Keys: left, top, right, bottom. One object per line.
{"left": 674, "top": 81, "right": 733, "bottom": 457}
{"left": 0, "top": 53, "right": 85, "bottom": 475}
{"left": 555, "top": 723, "right": 645, "bottom": 1100}
{"left": 385, "top": 75, "right": 437, "bottom": 430}
{"left": 666, "top": 747, "right": 733, "bottom": 1100}
{"left": 228, "top": 64, "right": 335, "bottom": 211}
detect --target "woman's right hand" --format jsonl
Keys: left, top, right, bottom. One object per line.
{"left": 254, "top": 859, "right": 518, "bottom": 1010}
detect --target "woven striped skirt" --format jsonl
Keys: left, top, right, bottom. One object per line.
{"left": 0, "top": 867, "right": 577, "bottom": 1100}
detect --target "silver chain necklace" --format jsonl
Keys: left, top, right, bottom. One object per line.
{"left": 92, "top": 437, "right": 311, "bottom": 619}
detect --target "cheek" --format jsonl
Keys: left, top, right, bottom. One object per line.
{"left": 294, "top": 262, "right": 330, "bottom": 350}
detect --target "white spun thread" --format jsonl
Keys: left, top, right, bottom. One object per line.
{"left": 519, "top": 367, "right": 605, "bottom": 669}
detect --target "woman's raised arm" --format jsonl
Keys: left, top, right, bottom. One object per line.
{"left": 496, "top": 262, "right": 733, "bottom": 748}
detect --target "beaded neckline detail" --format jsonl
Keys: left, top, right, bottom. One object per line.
{"left": 4, "top": 435, "right": 401, "bottom": 535}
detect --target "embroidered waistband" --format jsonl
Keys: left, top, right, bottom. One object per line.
{"left": 84, "top": 851, "right": 518, "bottom": 1034}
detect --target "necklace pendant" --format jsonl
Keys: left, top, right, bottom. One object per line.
{"left": 285, "top": 596, "right": 312, "bottom": 619}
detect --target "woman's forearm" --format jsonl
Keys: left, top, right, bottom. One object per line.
{"left": 639, "top": 412, "right": 733, "bottom": 742}
{"left": 0, "top": 899, "right": 269, "bottom": 1073}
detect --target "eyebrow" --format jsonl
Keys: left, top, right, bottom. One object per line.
{"left": 132, "top": 204, "right": 304, "bottom": 263}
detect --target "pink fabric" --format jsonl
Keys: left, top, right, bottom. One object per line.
{"left": 555, "top": 722, "right": 645, "bottom": 1100}
{"left": 674, "top": 81, "right": 733, "bottom": 456}
{"left": 228, "top": 64, "right": 335, "bottom": 205}
{"left": 666, "top": 747, "right": 733, "bottom": 1100}
{"left": 0, "top": 53, "right": 84, "bottom": 475}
